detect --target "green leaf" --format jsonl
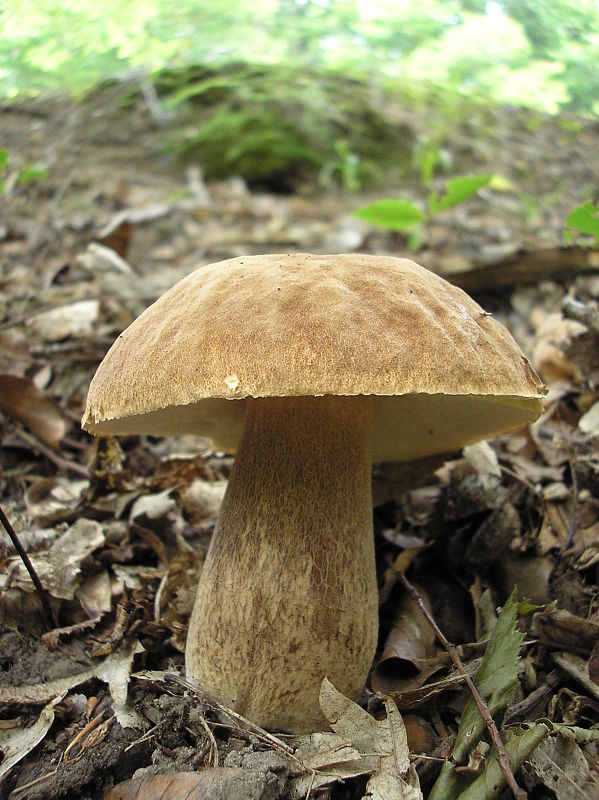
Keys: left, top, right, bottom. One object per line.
{"left": 17, "top": 162, "right": 49, "bottom": 186}
{"left": 428, "top": 175, "right": 493, "bottom": 215}
{"left": 457, "top": 724, "right": 549, "bottom": 800}
{"left": 0, "top": 148, "right": 7, "bottom": 194}
{"left": 517, "top": 598, "right": 542, "bottom": 616}
{"left": 454, "top": 592, "right": 523, "bottom": 759}
{"left": 564, "top": 201, "right": 599, "bottom": 245}
{"left": 353, "top": 199, "right": 425, "bottom": 231}
{"left": 429, "top": 591, "right": 524, "bottom": 800}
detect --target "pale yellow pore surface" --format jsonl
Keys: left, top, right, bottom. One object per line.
{"left": 82, "top": 253, "right": 545, "bottom": 459}
{"left": 185, "top": 395, "right": 378, "bottom": 733}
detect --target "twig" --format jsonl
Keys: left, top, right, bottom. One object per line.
{"left": 504, "top": 670, "right": 561, "bottom": 725}
{"left": 124, "top": 723, "right": 160, "bottom": 752}
{"left": 498, "top": 463, "right": 540, "bottom": 496}
{"left": 8, "top": 767, "right": 59, "bottom": 797}
{"left": 0, "top": 504, "right": 58, "bottom": 630}
{"left": 17, "top": 428, "right": 90, "bottom": 478}
{"left": 163, "top": 673, "right": 306, "bottom": 769}
{"left": 63, "top": 711, "right": 107, "bottom": 761}
{"left": 565, "top": 455, "right": 579, "bottom": 549}
{"left": 304, "top": 768, "right": 317, "bottom": 800}
{"left": 396, "top": 571, "right": 527, "bottom": 800}
{"left": 195, "top": 713, "right": 219, "bottom": 767}
{"left": 169, "top": 673, "right": 296, "bottom": 753}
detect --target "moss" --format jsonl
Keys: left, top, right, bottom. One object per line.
{"left": 157, "top": 62, "right": 413, "bottom": 191}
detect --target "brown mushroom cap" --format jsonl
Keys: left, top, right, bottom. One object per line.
{"left": 83, "top": 253, "right": 544, "bottom": 458}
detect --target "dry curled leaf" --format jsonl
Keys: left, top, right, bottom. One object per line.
{"left": 105, "top": 762, "right": 289, "bottom": 800}
{"left": 525, "top": 728, "right": 599, "bottom": 800}
{"left": 533, "top": 605, "right": 599, "bottom": 655}
{"left": 319, "top": 678, "right": 422, "bottom": 800}
{"left": 5, "top": 518, "right": 105, "bottom": 602}
{"left": 0, "top": 698, "right": 61, "bottom": 780}
{"left": 0, "top": 373, "right": 66, "bottom": 449}
{"left": 27, "top": 299, "right": 100, "bottom": 342}
{"left": 104, "top": 769, "right": 243, "bottom": 800}
{"left": 372, "top": 585, "right": 437, "bottom": 693}
{"left": 389, "top": 660, "right": 481, "bottom": 711}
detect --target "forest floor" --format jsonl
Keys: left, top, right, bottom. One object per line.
{"left": 0, "top": 83, "right": 598, "bottom": 800}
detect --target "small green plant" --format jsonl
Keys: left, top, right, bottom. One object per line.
{"left": 0, "top": 149, "right": 8, "bottom": 194}
{"left": 354, "top": 174, "right": 494, "bottom": 247}
{"left": 564, "top": 201, "right": 599, "bottom": 245}
{"left": 319, "top": 140, "right": 363, "bottom": 193}
{"left": 412, "top": 136, "right": 453, "bottom": 187}
{"left": 0, "top": 151, "right": 49, "bottom": 194}
{"left": 429, "top": 592, "right": 549, "bottom": 800}
{"left": 16, "top": 161, "right": 49, "bottom": 186}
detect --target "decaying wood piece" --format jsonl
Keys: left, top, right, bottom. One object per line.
{"left": 447, "top": 246, "right": 599, "bottom": 295}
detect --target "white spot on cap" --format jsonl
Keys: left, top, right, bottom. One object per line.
{"left": 225, "top": 374, "right": 240, "bottom": 391}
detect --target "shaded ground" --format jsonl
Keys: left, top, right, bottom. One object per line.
{"left": 0, "top": 80, "right": 598, "bottom": 799}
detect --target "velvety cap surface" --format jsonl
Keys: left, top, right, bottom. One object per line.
{"left": 82, "top": 253, "right": 545, "bottom": 460}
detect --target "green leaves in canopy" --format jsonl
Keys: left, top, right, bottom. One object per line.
{"left": 428, "top": 174, "right": 493, "bottom": 214}
{"left": 564, "top": 201, "right": 599, "bottom": 245}
{"left": 353, "top": 199, "right": 425, "bottom": 231}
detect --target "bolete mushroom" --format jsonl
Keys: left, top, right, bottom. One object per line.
{"left": 82, "top": 253, "right": 545, "bottom": 733}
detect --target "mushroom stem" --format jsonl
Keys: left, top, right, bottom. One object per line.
{"left": 186, "top": 394, "right": 378, "bottom": 733}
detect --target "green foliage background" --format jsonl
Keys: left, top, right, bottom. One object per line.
{"left": 1, "top": 0, "right": 598, "bottom": 115}
{"left": 155, "top": 62, "right": 412, "bottom": 189}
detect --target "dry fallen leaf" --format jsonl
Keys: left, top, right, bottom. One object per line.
{"left": 319, "top": 678, "right": 422, "bottom": 800}
{"left": 463, "top": 441, "right": 501, "bottom": 477}
{"left": 179, "top": 478, "right": 227, "bottom": 523}
{"left": 76, "top": 570, "right": 113, "bottom": 617}
{"left": 372, "top": 586, "right": 437, "bottom": 693}
{"left": 156, "top": 551, "right": 204, "bottom": 652}
{"left": 27, "top": 299, "right": 100, "bottom": 342}
{"left": 0, "top": 638, "right": 145, "bottom": 735}
{"left": 24, "top": 476, "right": 89, "bottom": 525}
{"left": 0, "top": 672, "right": 95, "bottom": 706}
{"left": 389, "top": 660, "right": 481, "bottom": 711}
{"left": 95, "top": 639, "right": 146, "bottom": 728}
{"left": 551, "top": 652, "right": 599, "bottom": 702}
{"left": 579, "top": 399, "right": 599, "bottom": 435}
{"left": 289, "top": 680, "right": 422, "bottom": 799}
{"left": 0, "top": 373, "right": 67, "bottom": 449}
{"left": 0, "top": 698, "right": 62, "bottom": 780}
{"left": 5, "top": 518, "right": 105, "bottom": 602}
{"left": 526, "top": 728, "right": 599, "bottom": 799}
{"left": 104, "top": 769, "right": 245, "bottom": 800}
{"left": 532, "top": 605, "right": 599, "bottom": 654}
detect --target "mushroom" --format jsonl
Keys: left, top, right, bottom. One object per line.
{"left": 82, "top": 253, "right": 545, "bottom": 733}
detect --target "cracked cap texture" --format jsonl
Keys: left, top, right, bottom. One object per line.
{"left": 82, "top": 253, "right": 545, "bottom": 460}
